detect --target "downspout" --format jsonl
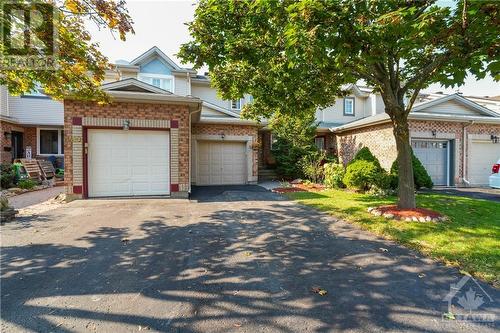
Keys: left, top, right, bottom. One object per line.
{"left": 188, "top": 104, "right": 202, "bottom": 195}
{"left": 462, "top": 120, "right": 474, "bottom": 186}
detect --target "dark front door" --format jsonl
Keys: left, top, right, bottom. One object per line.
{"left": 11, "top": 131, "right": 24, "bottom": 160}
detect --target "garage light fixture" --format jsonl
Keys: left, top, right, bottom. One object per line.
{"left": 123, "top": 120, "right": 130, "bottom": 131}
{"left": 491, "top": 135, "right": 499, "bottom": 144}
{"left": 220, "top": 132, "right": 225, "bottom": 139}
{"left": 431, "top": 130, "right": 436, "bottom": 137}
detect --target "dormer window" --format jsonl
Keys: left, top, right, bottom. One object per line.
{"left": 138, "top": 73, "right": 174, "bottom": 93}
{"left": 344, "top": 97, "right": 355, "bottom": 116}
{"left": 231, "top": 99, "right": 242, "bottom": 110}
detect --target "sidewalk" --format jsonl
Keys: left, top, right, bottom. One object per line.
{"left": 7, "top": 186, "right": 65, "bottom": 209}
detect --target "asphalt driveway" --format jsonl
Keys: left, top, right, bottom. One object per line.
{"left": 1, "top": 188, "right": 498, "bottom": 332}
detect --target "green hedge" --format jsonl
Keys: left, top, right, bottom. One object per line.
{"left": 343, "top": 160, "right": 381, "bottom": 191}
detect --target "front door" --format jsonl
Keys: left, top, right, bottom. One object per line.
{"left": 11, "top": 131, "right": 23, "bottom": 160}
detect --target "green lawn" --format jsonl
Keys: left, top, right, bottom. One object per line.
{"left": 287, "top": 189, "right": 500, "bottom": 286}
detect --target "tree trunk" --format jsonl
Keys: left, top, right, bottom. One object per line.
{"left": 391, "top": 113, "right": 416, "bottom": 209}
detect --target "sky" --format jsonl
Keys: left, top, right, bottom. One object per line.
{"left": 87, "top": 0, "right": 500, "bottom": 98}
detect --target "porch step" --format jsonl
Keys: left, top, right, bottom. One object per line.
{"left": 258, "top": 168, "right": 279, "bottom": 181}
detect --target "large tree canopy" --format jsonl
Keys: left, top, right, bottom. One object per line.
{"left": 179, "top": 0, "right": 499, "bottom": 208}
{"left": 0, "top": 0, "right": 134, "bottom": 101}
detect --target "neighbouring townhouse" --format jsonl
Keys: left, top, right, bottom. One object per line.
{"left": 1, "top": 46, "right": 499, "bottom": 199}
{"left": 0, "top": 85, "right": 64, "bottom": 165}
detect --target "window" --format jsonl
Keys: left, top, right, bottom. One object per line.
{"left": 138, "top": 74, "right": 174, "bottom": 92}
{"left": 231, "top": 99, "right": 242, "bottom": 110}
{"left": 38, "top": 128, "right": 64, "bottom": 155}
{"left": 344, "top": 97, "right": 355, "bottom": 116}
{"left": 315, "top": 136, "right": 326, "bottom": 151}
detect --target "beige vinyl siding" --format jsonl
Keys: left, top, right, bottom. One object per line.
{"left": 174, "top": 75, "right": 189, "bottom": 96}
{"left": 9, "top": 95, "right": 63, "bottom": 125}
{"left": 320, "top": 96, "right": 368, "bottom": 123}
{"left": 201, "top": 106, "right": 232, "bottom": 118}
{"left": 417, "top": 100, "right": 486, "bottom": 116}
{"left": 192, "top": 84, "right": 231, "bottom": 110}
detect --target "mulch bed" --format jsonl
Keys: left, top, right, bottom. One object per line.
{"left": 272, "top": 183, "right": 326, "bottom": 194}
{"left": 369, "top": 205, "right": 447, "bottom": 222}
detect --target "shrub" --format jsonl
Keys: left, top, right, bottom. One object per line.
{"left": 299, "top": 151, "right": 326, "bottom": 183}
{"left": 343, "top": 160, "right": 381, "bottom": 191}
{"left": 323, "top": 163, "right": 345, "bottom": 188}
{"left": 18, "top": 179, "right": 37, "bottom": 190}
{"left": 390, "top": 151, "right": 433, "bottom": 189}
{"left": 351, "top": 147, "right": 382, "bottom": 171}
{"left": 0, "top": 164, "right": 15, "bottom": 189}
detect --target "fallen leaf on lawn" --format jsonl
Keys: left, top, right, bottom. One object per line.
{"left": 379, "top": 248, "right": 388, "bottom": 252}
{"left": 443, "top": 312, "right": 455, "bottom": 320}
{"left": 311, "top": 286, "right": 328, "bottom": 296}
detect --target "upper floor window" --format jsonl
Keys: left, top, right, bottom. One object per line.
{"left": 344, "top": 97, "right": 355, "bottom": 116}
{"left": 231, "top": 99, "right": 242, "bottom": 110}
{"left": 138, "top": 73, "right": 174, "bottom": 92}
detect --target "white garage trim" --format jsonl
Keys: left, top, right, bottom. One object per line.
{"left": 468, "top": 134, "right": 500, "bottom": 185}
{"left": 411, "top": 138, "right": 451, "bottom": 186}
{"left": 192, "top": 134, "right": 257, "bottom": 185}
{"left": 87, "top": 129, "right": 171, "bottom": 197}
{"left": 411, "top": 131, "right": 459, "bottom": 185}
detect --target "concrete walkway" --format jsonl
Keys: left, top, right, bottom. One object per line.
{"left": 1, "top": 189, "right": 498, "bottom": 332}
{"left": 7, "top": 186, "right": 64, "bottom": 209}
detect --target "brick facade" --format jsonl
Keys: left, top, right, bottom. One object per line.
{"left": 64, "top": 100, "right": 191, "bottom": 199}
{"left": 336, "top": 123, "right": 396, "bottom": 170}
{"left": 0, "top": 120, "right": 38, "bottom": 164}
{"left": 336, "top": 120, "right": 500, "bottom": 185}
{"left": 192, "top": 123, "right": 259, "bottom": 179}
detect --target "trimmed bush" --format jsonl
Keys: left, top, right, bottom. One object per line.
{"left": 1, "top": 164, "right": 15, "bottom": 189}
{"left": 391, "top": 151, "right": 433, "bottom": 189}
{"left": 323, "top": 163, "right": 345, "bottom": 188}
{"left": 351, "top": 147, "right": 382, "bottom": 171}
{"left": 18, "top": 179, "right": 37, "bottom": 190}
{"left": 343, "top": 160, "right": 380, "bottom": 191}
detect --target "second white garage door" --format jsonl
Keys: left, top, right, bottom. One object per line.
{"left": 197, "top": 141, "right": 247, "bottom": 185}
{"left": 88, "top": 129, "right": 170, "bottom": 197}
{"left": 469, "top": 141, "right": 500, "bottom": 185}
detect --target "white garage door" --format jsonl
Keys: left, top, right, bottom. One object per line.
{"left": 469, "top": 141, "right": 500, "bottom": 185}
{"left": 88, "top": 129, "right": 170, "bottom": 197}
{"left": 197, "top": 141, "right": 247, "bottom": 185}
{"left": 412, "top": 140, "right": 449, "bottom": 186}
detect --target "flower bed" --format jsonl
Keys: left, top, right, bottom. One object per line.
{"left": 368, "top": 205, "right": 447, "bottom": 222}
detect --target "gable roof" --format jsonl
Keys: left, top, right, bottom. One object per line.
{"left": 101, "top": 78, "right": 172, "bottom": 94}
{"left": 130, "top": 46, "right": 182, "bottom": 71}
{"left": 330, "top": 94, "right": 500, "bottom": 133}
{"left": 413, "top": 93, "right": 499, "bottom": 117}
